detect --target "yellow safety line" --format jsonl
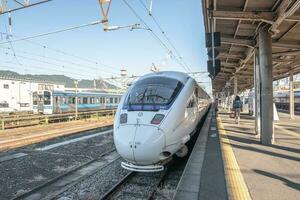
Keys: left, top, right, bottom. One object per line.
{"left": 217, "top": 117, "right": 252, "bottom": 200}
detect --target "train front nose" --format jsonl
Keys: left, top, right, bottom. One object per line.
{"left": 114, "top": 125, "right": 165, "bottom": 165}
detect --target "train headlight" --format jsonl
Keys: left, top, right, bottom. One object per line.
{"left": 151, "top": 114, "right": 165, "bottom": 125}
{"left": 120, "top": 113, "right": 128, "bottom": 124}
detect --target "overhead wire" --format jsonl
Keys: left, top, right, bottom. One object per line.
{"left": 0, "top": 50, "right": 119, "bottom": 77}
{"left": 0, "top": 0, "right": 53, "bottom": 15}
{"left": 0, "top": 32, "right": 120, "bottom": 71}
{"left": 121, "top": 0, "right": 191, "bottom": 73}
{"left": 138, "top": 0, "right": 192, "bottom": 72}
{"left": 0, "top": 61, "right": 95, "bottom": 80}
{"left": 0, "top": 20, "right": 105, "bottom": 45}
{"left": 0, "top": 45, "right": 120, "bottom": 75}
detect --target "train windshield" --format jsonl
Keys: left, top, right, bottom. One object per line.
{"left": 124, "top": 77, "right": 183, "bottom": 111}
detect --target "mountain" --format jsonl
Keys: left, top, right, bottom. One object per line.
{"left": 0, "top": 70, "right": 118, "bottom": 89}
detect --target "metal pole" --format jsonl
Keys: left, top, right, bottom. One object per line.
{"left": 254, "top": 48, "right": 261, "bottom": 136}
{"left": 74, "top": 80, "right": 78, "bottom": 120}
{"left": 290, "top": 72, "right": 295, "bottom": 119}
{"left": 227, "top": 90, "right": 231, "bottom": 113}
{"left": 258, "top": 27, "right": 274, "bottom": 145}
{"left": 234, "top": 76, "right": 238, "bottom": 96}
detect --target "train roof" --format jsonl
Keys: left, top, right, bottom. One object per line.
{"left": 274, "top": 91, "right": 300, "bottom": 97}
{"left": 52, "top": 91, "right": 122, "bottom": 97}
{"left": 138, "top": 71, "right": 190, "bottom": 84}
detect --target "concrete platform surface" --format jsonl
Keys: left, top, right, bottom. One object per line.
{"left": 219, "top": 112, "right": 300, "bottom": 200}
{"left": 174, "top": 109, "right": 300, "bottom": 200}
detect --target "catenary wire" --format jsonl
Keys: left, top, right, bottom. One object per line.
{"left": 138, "top": 0, "right": 192, "bottom": 72}
{"left": 121, "top": 0, "right": 191, "bottom": 73}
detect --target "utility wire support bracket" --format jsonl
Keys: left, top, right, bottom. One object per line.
{"left": 149, "top": 0, "right": 153, "bottom": 16}
{"left": 98, "top": 0, "right": 112, "bottom": 30}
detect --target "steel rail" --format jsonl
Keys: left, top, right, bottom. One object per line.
{"left": 11, "top": 148, "right": 117, "bottom": 200}
{"left": 99, "top": 171, "right": 136, "bottom": 200}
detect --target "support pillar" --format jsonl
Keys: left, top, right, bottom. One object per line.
{"left": 258, "top": 27, "right": 274, "bottom": 145}
{"left": 290, "top": 72, "right": 295, "bottom": 119}
{"left": 234, "top": 76, "right": 238, "bottom": 96}
{"left": 254, "top": 48, "right": 260, "bottom": 136}
{"left": 227, "top": 91, "right": 231, "bottom": 113}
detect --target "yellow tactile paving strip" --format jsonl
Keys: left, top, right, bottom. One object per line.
{"left": 217, "top": 117, "right": 252, "bottom": 200}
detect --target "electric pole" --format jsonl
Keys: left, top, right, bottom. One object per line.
{"left": 74, "top": 80, "right": 78, "bottom": 119}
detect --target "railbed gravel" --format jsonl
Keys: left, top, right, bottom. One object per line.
{"left": 56, "top": 158, "right": 129, "bottom": 200}
{"left": 0, "top": 129, "right": 114, "bottom": 200}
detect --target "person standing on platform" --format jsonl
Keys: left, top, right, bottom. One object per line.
{"left": 215, "top": 98, "right": 219, "bottom": 114}
{"left": 233, "top": 96, "right": 242, "bottom": 124}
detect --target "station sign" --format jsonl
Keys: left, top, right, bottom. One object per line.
{"left": 205, "top": 32, "right": 221, "bottom": 78}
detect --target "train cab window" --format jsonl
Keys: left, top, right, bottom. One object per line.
{"left": 83, "top": 97, "right": 88, "bottom": 104}
{"left": 125, "top": 77, "right": 183, "bottom": 107}
{"left": 44, "top": 91, "right": 51, "bottom": 105}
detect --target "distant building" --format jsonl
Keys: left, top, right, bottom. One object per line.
{"left": 0, "top": 77, "right": 64, "bottom": 113}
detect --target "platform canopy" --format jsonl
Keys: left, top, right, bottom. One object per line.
{"left": 202, "top": 0, "right": 300, "bottom": 93}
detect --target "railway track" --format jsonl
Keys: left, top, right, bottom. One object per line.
{"left": 100, "top": 165, "right": 170, "bottom": 200}
{"left": 11, "top": 148, "right": 119, "bottom": 200}
{"left": 0, "top": 121, "right": 113, "bottom": 151}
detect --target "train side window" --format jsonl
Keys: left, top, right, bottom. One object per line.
{"left": 114, "top": 97, "right": 118, "bottom": 103}
{"left": 187, "top": 99, "right": 195, "bottom": 108}
{"left": 96, "top": 97, "right": 100, "bottom": 104}
{"left": 187, "top": 95, "right": 197, "bottom": 108}
{"left": 90, "top": 97, "right": 95, "bottom": 104}
{"left": 110, "top": 97, "right": 113, "bottom": 104}
{"left": 0, "top": 102, "right": 9, "bottom": 108}
{"left": 83, "top": 97, "right": 88, "bottom": 104}
{"left": 78, "top": 97, "right": 81, "bottom": 104}
{"left": 68, "top": 97, "right": 73, "bottom": 104}
{"left": 3, "top": 84, "right": 9, "bottom": 89}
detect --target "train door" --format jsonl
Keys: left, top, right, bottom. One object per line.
{"left": 54, "top": 96, "right": 61, "bottom": 114}
{"left": 37, "top": 92, "right": 44, "bottom": 113}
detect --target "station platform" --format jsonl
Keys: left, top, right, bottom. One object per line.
{"left": 174, "top": 108, "right": 300, "bottom": 200}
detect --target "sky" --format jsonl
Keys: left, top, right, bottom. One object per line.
{"left": 0, "top": 0, "right": 211, "bottom": 93}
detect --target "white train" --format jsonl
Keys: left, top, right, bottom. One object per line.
{"left": 113, "top": 71, "right": 210, "bottom": 172}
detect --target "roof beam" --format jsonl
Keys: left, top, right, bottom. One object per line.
{"left": 285, "top": 14, "right": 300, "bottom": 21}
{"left": 221, "top": 37, "right": 255, "bottom": 48}
{"left": 272, "top": 50, "right": 300, "bottom": 57}
{"left": 212, "top": 10, "right": 274, "bottom": 22}
{"left": 270, "top": 0, "right": 300, "bottom": 34}
{"left": 219, "top": 52, "right": 244, "bottom": 60}
{"left": 273, "top": 42, "right": 300, "bottom": 50}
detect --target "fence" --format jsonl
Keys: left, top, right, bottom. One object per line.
{"left": 0, "top": 109, "right": 116, "bottom": 131}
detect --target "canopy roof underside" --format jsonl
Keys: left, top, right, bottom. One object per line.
{"left": 202, "top": 0, "right": 300, "bottom": 93}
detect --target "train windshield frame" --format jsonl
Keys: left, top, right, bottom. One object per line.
{"left": 123, "top": 77, "right": 183, "bottom": 111}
